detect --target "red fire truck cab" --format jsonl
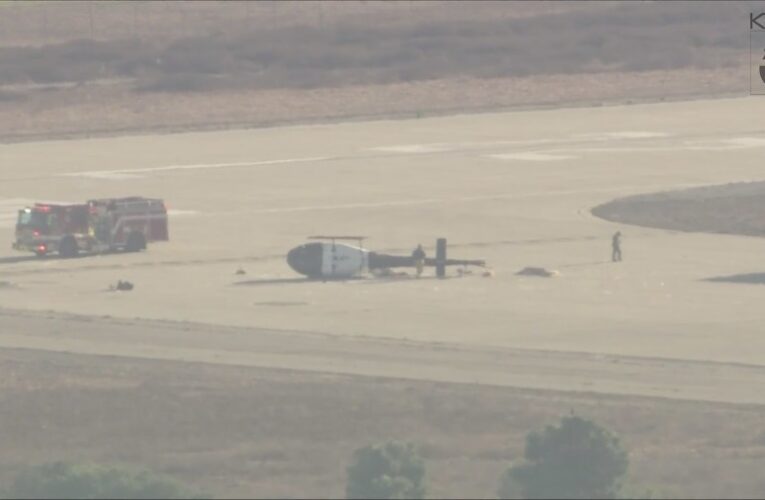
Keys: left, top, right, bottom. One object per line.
{"left": 13, "top": 197, "right": 168, "bottom": 258}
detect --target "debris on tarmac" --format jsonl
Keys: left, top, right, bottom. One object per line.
{"left": 110, "top": 280, "right": 134, "bottom": 292}
{"left": 516, "top": 267, "right": 559, "bottom": 278}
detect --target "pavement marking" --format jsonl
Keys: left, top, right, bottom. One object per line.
{"left": 551, "top": 139, "right": 765, "bottom": 154}
{"left": 369, "top": 139, "right": 578, "bottom": 155}
{"left": 369, "top": 132, "right": 675, "bottom": 156}
{"left": 721, "top": 137, "right": 765, "bottom": 147}
{"left": 485, "top": 135, "right": 765, "bottom": 159}
{"left": 166, "top": 209, "right": 199, "bottom": 217}
{"left": 61, "top": 156, "right": 332, "bottom": 180}
{"left": 573, "top": 131, "right": 671, "bottom": 140}
{"left": 74, "top": 172, "right": 143, "bottom": 180}
{"left": 370, "top": 143, "right": 456, "bottom": 153}
{"left": 246, "top": 198, "right": 444, "bottom": 214}
{"left": 58, "top": 131, "right": 701, "bottom": 181}
{"left": 202, "top": 182, "right": 716, "bottom": 217}
{"left": 488, "top": 152, "right": 575, "bottom": 161}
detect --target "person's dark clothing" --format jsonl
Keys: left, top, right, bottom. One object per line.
{"left": 412, "top": 245, "right": 426, "bottom": 277}
{"left": 612, "top": 233, "right": 622, "bottom": 262}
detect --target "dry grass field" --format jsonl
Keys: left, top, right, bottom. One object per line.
{"left": 1, "top": 349, "right": 764, "bottom": 499}
{"left": 0, "top": 1, "right": 750, "bottom": 141}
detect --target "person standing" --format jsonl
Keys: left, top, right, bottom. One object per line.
{"left": 412, "top": 244, "right": 426, "bottom": 277}
{"left": 612, "top": 231, "right": 622, "bottom": 262}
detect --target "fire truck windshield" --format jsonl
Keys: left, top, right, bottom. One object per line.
{"left": 16, "top": 210, "right": 51, "bottom": 230}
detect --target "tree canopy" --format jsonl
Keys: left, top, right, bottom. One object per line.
{"left": 5, "top": 461, "right": 206, "bottom": 500}
{"left": 346, "top": 441, "right": 427, "bottom": 499}
{"left": 498, "top": 415, "right": 628, "bottom": 499}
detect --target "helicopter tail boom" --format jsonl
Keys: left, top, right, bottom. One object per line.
{"left": 368, "top": 238, "right": 484, "bottom": 274}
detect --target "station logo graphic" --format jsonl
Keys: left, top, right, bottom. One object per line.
{"left": 750, "top": 13, "right": 765, "bottom": 94}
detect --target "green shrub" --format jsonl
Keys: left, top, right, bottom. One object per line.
{"left": 498, "top": 416, "right": 628, "bottom": 499}
{"left": 346, "top": 441, "right": 426, "bottom": 499}
{"left": 4, "top": 461, "right": 207, "bottom": 499}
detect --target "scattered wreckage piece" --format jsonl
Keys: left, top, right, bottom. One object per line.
{"left": 515, "top": 267, "right": 560, "bottom": 278}
{"left": 109, "top": 280, "right": 135, "bottom": 292}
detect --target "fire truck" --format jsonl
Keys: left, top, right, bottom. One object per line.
{"left": 13, "top": 197, "right": 169, "bottom": 258}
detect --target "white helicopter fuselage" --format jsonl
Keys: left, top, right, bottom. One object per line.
{"left": 320, "top": 243, "right": 369, "bottom": 278}
{"left": 287, "top": 241, "right": 370, "bottom": 279}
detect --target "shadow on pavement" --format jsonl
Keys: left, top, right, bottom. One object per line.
{"left": 233, "top": 277, "right": 314, "bottom": 286}
{"left": 704, "top": 273, "right": 765, "bottom": 285}
{"left": 0, "top": 251, "right": 133, "bottom": 266}
{"left": 0, "top": 255, "right": 41, "bottom": 265}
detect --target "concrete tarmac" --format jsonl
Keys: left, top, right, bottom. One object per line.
{"left": 2, "top": 97, "right": 765, "bottom": 401}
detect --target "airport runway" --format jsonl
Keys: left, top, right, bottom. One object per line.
{"left": 2, "top": 97, "right": 765, "bottom": 401}
{"left": 2, "top": 307, "right": 765, "bottom": 405}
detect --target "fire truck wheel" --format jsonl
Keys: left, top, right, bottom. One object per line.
{"left": 59, "top": 236, "right": 79, "bottom": 258}
{"left": 126, "top": 232, "right": 146, "bottom": 252}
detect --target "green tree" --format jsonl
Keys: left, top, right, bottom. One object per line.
{"left": 4, "top": 461, "right": 207, "bottom": 499}
{"left": 346, "top": 441, "right": 426, "bottom": 499}
{"left": 498, "top": 416, "right": 628, "bottom": 499}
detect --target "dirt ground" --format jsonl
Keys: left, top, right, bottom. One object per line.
{"left": 0, "top": 348, "right": 764, "bottom": 499}
{"left": 0, "top": 65, "right": 745, "bottom": 143}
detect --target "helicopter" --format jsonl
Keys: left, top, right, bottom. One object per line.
{"left": 286, "top": 236, "right": 486, "bottom": 280}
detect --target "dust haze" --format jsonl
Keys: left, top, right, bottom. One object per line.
{"left": 1, "top": 1, "right": 764, "bottom": 499}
